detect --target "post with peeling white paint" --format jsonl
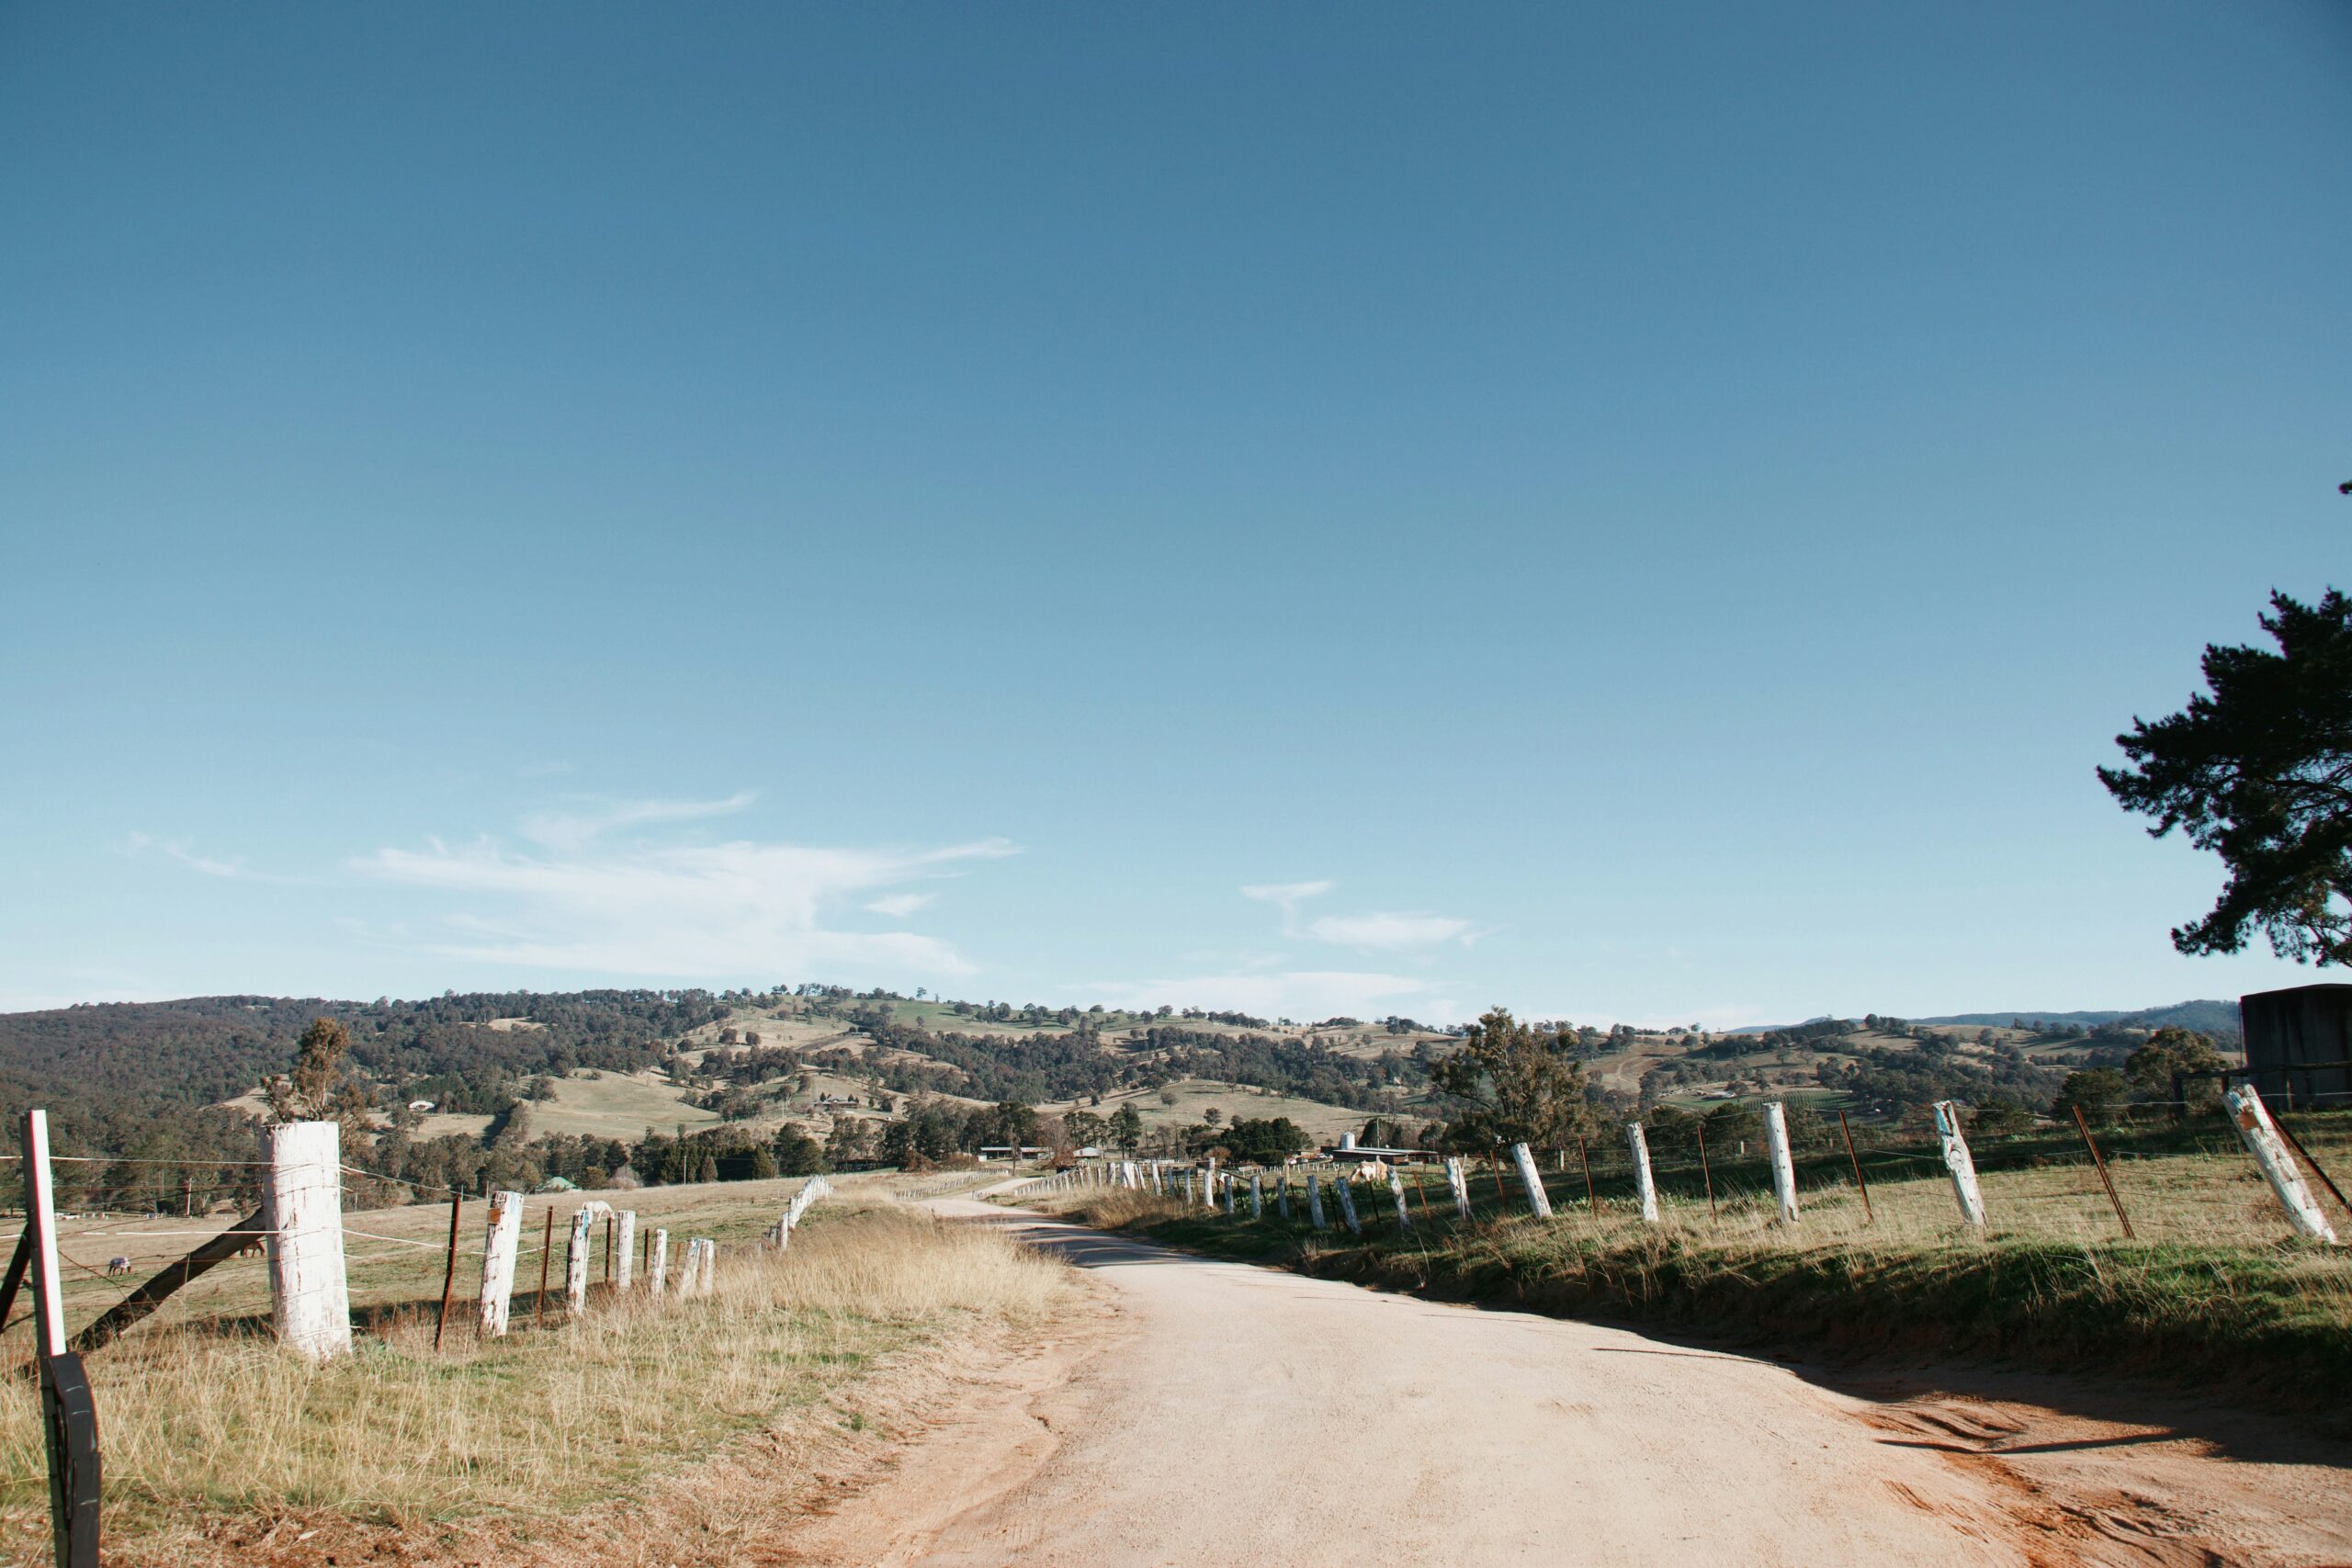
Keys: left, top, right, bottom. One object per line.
{"left": 1224, "top": 1171, "right": 1237, "bottom": 1215}
{"left": 266, "top": 1120, "right": 354, "bottom": 1359}
{"left": 1250, "top": 1170, "right": 1263, "bottom": 1219}
{"left": 1625, "top": 1123, "right": 1660, "bottom": 1224}
{"left": 614, "top": 1210, "right": 637, "bottom": 1291}
{"left": 1510, "top": 1142, "right": 1553, "bottom": 1219}
{"left": 1332, "top": 1173, "right": 1363, "bottom": 1236}
{"left": 477, "top": 1189, "right": 524, "bottom": 1337}
{"left": 1306, "top": 1168, "right": 1328, "bottom": 1229}
{"left": 1931, "top": 1100, "right": 1987, "bottom": 1229}
{"left": 565, "top": 1210, "right": 593, "bottom": 1313}
{"left": 1204, "top": 1158, "right": 1219, "bottom": 1210}
{"left": 21, "top": 1111, "right": 67, "bottom": 1359}
{"left": 1444, "top": 1156, "right": 1472, "bottom": 1220}
{"left": 649, "top": 1228, "right": 670, "bottom": 1298}
{"left": 1763, "top": 1103, "right": 1800, "bottom": 1224}
{"left": 2224, "top": 1086, "right": 2339, "bottom": 1242}
{"left": 1389, "top": 1169, "right": 1413, "bottom": 1231}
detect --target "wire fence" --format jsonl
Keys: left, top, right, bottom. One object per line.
{"left": 1040, "top": 1098, "right": 2352, "bottom": 1250}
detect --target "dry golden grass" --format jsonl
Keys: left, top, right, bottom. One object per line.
{"left": 0, "top": 1186, "right": 1069, "bottom": 1566}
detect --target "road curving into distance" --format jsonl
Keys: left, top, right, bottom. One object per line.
{"left": 796, "top": 1194, "right": 2352, "bottom": 1567}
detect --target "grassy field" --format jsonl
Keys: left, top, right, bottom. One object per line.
{"left": 0, "top": 1174, "right": 1069, "bottom": 1566}
{"left": 526, "top": 1067, "right": 724, "bottom": 1140}
{"left": 1028, "top": 1113, "right": 2352, "bottom": 1422}
{"left": 1060, "top": 1077, "right": 1394, "bottom": 1142}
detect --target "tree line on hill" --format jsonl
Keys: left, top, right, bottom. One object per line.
{"left": 0, "top": 989, "right": 721, "bottom": 1172}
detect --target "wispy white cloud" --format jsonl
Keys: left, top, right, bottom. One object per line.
{"left": 165, "top": 844, "right": 265, "bottom": 880}
{"left": 1240, "top": 879, "right": 1335, "bottom": 936}
{"left": 1240, "top": 878, "right": 1480, "bottom": 951}
{"left": 518, "top": 792, "right": 758, "bottom": 853}
{"left": 118, "top": 831, "right": 293, "bottom": 883}
{"left": 865, "top": 892, "right": 935, "bottom": 918}
{"left": 1305, "top": 911, "right": 1479, "bottom": 951}
{"left": 352, "top": 805, "right": 1014, "bottom": 981}
{"left": 1241, "top": 879, "right": 1335, "bottom": 906}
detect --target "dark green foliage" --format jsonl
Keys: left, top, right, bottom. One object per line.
{"left": 1217, "top": 1116, "right": 1310, "bottom": 1164}
{"left": 0, "top": 989, "right": 712, "bottom": 1161}
{"left": 2052, "top": 1067, "right": 2129, "bottom": 1124}
{"left": 2101, "top": 588, "right": 2352, "bottom": 965}
{"left": 2123, "top": 1027, "right": 2230, "bottom": 1111}
{"left": 774, "top": 1128, "right": 826, "bottom": 1175}
{"left": 1429, "top": 1007, "right": 1598, "bottom": 1149}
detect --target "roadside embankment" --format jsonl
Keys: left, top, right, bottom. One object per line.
{"left": 1026, "top": 1156, "right": 2352, "bottom": 1427}
{"left": 0, "top": 1183, "right": 1074, "bottom": 1568}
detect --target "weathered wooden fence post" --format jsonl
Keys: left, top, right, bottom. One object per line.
{"left": 477, "top": 1189, "right": 524, "bottom": 1337}
{"left": 1443, "top": 1156, "right": 1472, "bottom": 1221}
{"left": 1388, "top": 1169, "right": 1413, "bottom": 1232}
{"left": 1332, "top": 1173, "right": 1363, "bottom": 1236}
{"left": 1250, "top": 1170, "right": 1263, "bottom": 1219}
{"left": 265, "top": 1120, "right": 353, "bottom": 1360}
{"left": 615, "top": 1211, "right": 637, "bottom": 1291}
{"left": 21, "top": 1109, "right": 100, "bottom": 1568}
{"left": 1510, "top": 1142, "right": 1553, "bottom": 1219}
{"left": 565, "top": 1210, "right": 593, "bottom": 1314}
{"left": 1625, "top": 1122, "right": 1660, "bottom": 1224}
{"left": 1276, "top": 1171, "right": 1292, "bottom": 1219}
{"left": 1763, "top": 1102, "right": 1800, "bottom": 1224}
{"left": 1306, "top": 1168, "right": 1328, "bottom": 1229}
{"left": 1931, "top": 1100, "right": 1987, "bottom": 1229}
{"left": 649, "top": 1228, "right": 670, "bottom": 1298}
{"left": 2224, "top": 1085, "right": 2338, "bottom": 1243}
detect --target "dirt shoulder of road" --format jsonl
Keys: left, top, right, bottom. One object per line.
{"left": 979, "top": 1193, "right": 2352, "bottom": 1568}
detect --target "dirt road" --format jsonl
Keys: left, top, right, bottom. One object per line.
{"left": 797, "top": 1199, "right": 2352, "bottom": 1567}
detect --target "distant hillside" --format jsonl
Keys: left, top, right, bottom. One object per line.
{"left": 1912, "top": 1000, "right": 2241, "bottom": 1041}
{"left": 1734, "top": 999, "right": 2242, "bottom": 1043}
{"left": 0, "top": 990, "right": 717, "bottom": 1153}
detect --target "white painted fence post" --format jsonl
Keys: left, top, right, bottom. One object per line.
{"left": 1204, "top": 1158, "right": 1219, "bottom": 1210}
{"left": 1444, "top": 1156, "right": 1472, "bottom": 1220}
{"left": 1389, "top": 1169, "right": 1414, "bottom": 1231}
{"left": 1224, "top": 1171, "right": 1237, "bottom": 1215}
{"left": 2224, "top": 1086, "right": 2339, "bottom": 1243}
{"left": 649, "top": 1228, "right": 669, "bottom": 1298}
{"left": 1250, "top": 1170, "right": 1263, "bottom": 1219}
{"left": 565, "top": 1210, "right": 593, "bottom": 1313}
{"left": 265, "top": 1120, "right": 354, "bottom": 1359}
{"left": 1510, "top": 1142, "right": 1553, "bottom": 1219}
{"left": 1306, "top": 1168, "right": 1328, "bottom": 1229}
{"left": 1625, "top": 1122, "right": 1660, "bottom": 1224}
{"left": 477, "top": 1189, "right": 525, "bottom": 1337}
{"left": 20, "top": 1111, "right": 67, "bottom": 1359}
{"left": 1763, "top": 1103, "right": 1800, "bottom": 1224}
{"left": 615, "top": 1210, "right": 636, "bottom": 1292}
{"left": 1332, "top": 1173, "right": 1363, "bottom": 1236}
{"left": 1929, "top": 1100, "right": 1987, "bottom": 1228}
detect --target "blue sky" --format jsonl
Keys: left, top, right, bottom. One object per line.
{"left": 3, "top": 3, "right": 2347, "bottom": 1026}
